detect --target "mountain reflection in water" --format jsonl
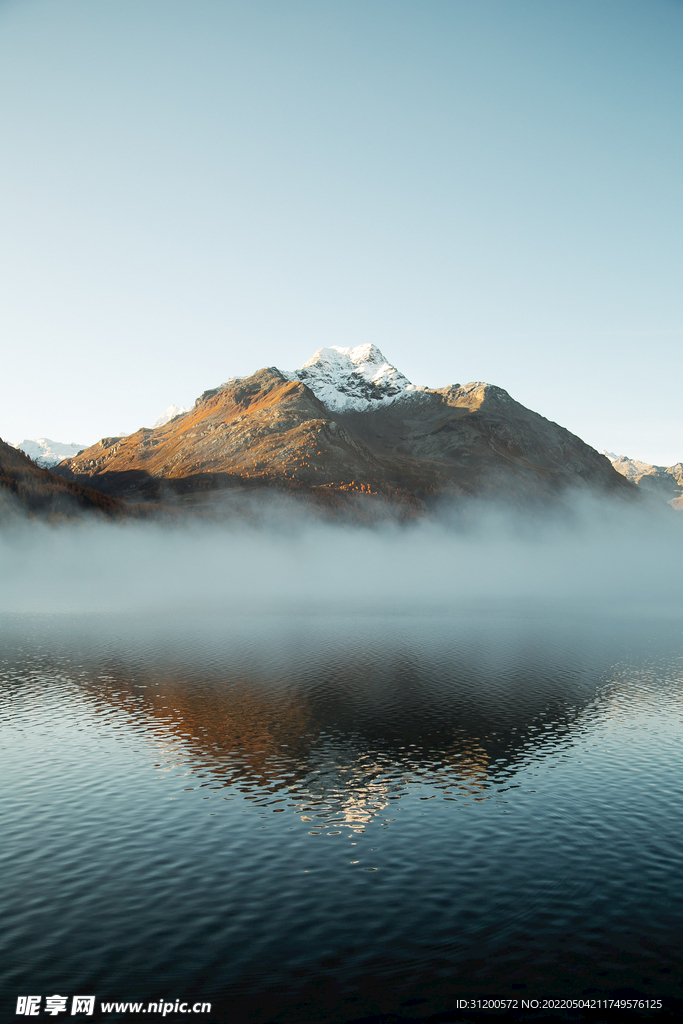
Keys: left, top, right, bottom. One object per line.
{"left": 1, "top": 609, "right": 683, "bottom": 1022}
{"left": 8, "top": 614, "right": 616, "bottom": 824}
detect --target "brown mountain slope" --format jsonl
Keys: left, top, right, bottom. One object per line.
{"left": 334, "top": 381, "right": 628, "bottom": 499}
{"left": 54, "top": 370, "right": 393, "bottom": 502}
{"left": 0, "top": 438, "right": 124, "bottom": 519}
{"left": 53, "top": 366, "right": 633, "bottom": 511}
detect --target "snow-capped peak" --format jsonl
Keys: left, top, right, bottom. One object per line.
{"left": 152, "top": 404, "right": 191, "bottom": 428}
{"left": 285, "top": 344, "right": 421, "bottom": 412}
{"left": 13, "top": 438, "right": 88, "bottom": 468}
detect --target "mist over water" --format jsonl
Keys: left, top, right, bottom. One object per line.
{"left": 1, "top": 491, "right": 681, "bottom": 616}
{"left": 2, "top": 496, "right": 683, "bottom": 1021}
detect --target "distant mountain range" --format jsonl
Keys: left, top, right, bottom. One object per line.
{"left": 0, "top": 438, "right": 124, "bottom": 520}
{"left": 12, "top": 437, "right": 88, "bottom": 468}
{"left": 11, "top": 413, "right": 191, "bottom": 469}
{"left": 602, "top": 452, "right": 683, "bottom": 510}
{"left": 42, "top": 345, "right": 635, "bottom": 515}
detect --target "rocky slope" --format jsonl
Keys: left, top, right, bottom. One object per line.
{"left": 53, "top": 346, "right": 633, "bottom": 513}
{"left": 603, "top": 452, "right": 683, "bottom": 508}
{"left": 0, "top": 438, "right": 124, "bottom": 519}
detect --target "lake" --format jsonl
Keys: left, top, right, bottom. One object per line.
{"left": 1, "top": 608, "right": 682, "bottom": 1022}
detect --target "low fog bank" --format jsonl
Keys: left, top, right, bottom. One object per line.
{"left": 1, "top": 491, "right": 681, "bottom": 616}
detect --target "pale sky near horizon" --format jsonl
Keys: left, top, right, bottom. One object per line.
{"left": 1, "top": 0, "right": 682, "bottom": 465}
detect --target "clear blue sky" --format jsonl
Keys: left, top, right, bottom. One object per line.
{"left": 1, "top": 0, "right": 682, "bottom": 464}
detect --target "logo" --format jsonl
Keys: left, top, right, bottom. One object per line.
{"left": 15, "top": 996, "right": 95, "bottom": 1016}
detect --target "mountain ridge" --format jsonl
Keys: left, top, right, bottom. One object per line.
{"left": 0, "top": 437, "right": 125, "bottom": 520}
{"left": 282, "top": 343, "right": 425, "bottom": 412}
{"left": 12, "top": 437, "right": 88, "bottom": 468}
{"left": 51, "top": 348, "right": 634, "bottom": 513}
{"left": 603, "top": 451, "right": 683, "bottom": 509}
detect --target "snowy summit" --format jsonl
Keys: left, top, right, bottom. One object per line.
{"left": 13, "top": 438, "right": 88, "bottom": 468}
{"left": 285, "top": 344, "right": 422, "bottom": 413}
{"left": 152, "top": 404, "right": 191, "bottom": 428}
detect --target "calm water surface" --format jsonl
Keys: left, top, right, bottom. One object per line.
{"left": 1, "top": 609, "right": 682, "bottom": 1022}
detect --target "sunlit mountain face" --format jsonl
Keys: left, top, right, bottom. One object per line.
{"left": 51, "top": 347, "right": 632, "bottom": 514}
{"left": 604, "top": 450, "right": 683, "bottom": 508}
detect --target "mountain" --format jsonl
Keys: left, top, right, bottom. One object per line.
{"left": 14, "top": 404, "right": 191, "bottom": 466}
{"left": 152, "top": 404, "right": 191, "bottom": 428}
{"left": 603, "top": 452, "right": 683, "bottom": 509}
{"left": 52, "top": 345, "right": 633, "bottom": 514}
{"left": 282, "top": 343, "right": 424, "bottom": 411}
{"left": 0, "top": 438, "right": 124, "bottom": 519}
{"left": 13, "top": 437, "right": 88, "bottom": 468}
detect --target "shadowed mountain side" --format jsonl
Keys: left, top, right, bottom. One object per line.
{"left": 47, "top": 469, "right": 425, "bottom": 523}
{"left": 335, "top": 381, "right": 629, "bottom": 499}
{"left": 0, "top": 437, "right": 125, "bottom": 520}
{"left": 53, "top": 365, "right": 635, "bottom": 511}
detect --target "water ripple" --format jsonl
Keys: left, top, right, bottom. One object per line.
{"left": 1, "top": 611, "right": 682, "bottom": 1021}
